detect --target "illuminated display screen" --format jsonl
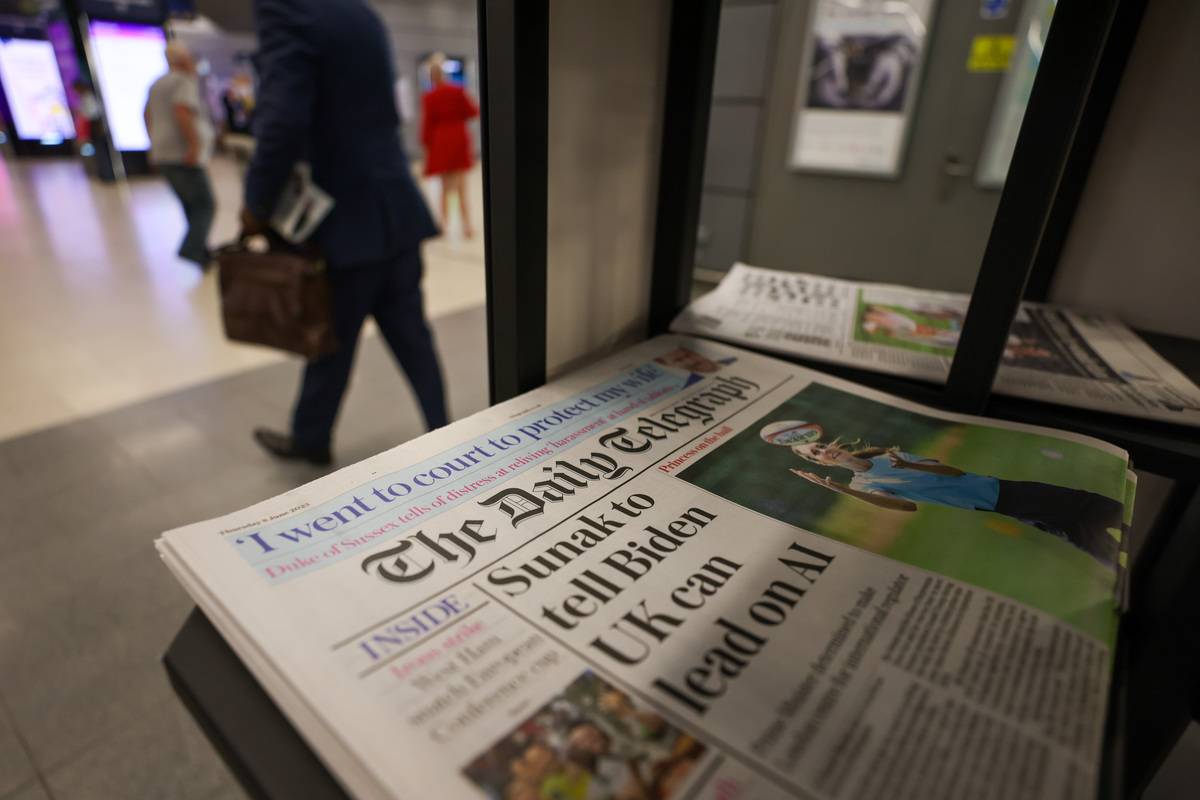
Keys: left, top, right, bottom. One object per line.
{"left": 0, "top": 37, "right": 75, "bottom": 144}
{"left": 88, "top": 21, "right": 167, "bottom": 151}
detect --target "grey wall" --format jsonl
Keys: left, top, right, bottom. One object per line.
{"left": 737, "top": 0, "right": 1022, "bottom": 292}
{"left": 545, "top": 0, "right": 669, "bottom": 376}
{"left": 1048, "top": 0, "right": 1200, "bottom": 338}
{"left": 696, "top": 0, "right": 777, "bottom": 273}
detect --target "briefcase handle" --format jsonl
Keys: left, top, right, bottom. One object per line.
{"left": 214, "top": 230, "right": 325, "bottom": 270}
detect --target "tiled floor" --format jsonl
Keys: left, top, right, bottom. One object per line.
{"left": 0, "top": 152, "right": 488, "bottom": 798}
{"left": 0, "top": 305, "right": 488, "bottom": 800}
{"left": 0, "top": 155, "right": 485, "bottom": 441}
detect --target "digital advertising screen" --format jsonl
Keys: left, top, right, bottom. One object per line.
{"left": 87, "top": 20, "right": 167, "bottom": 151}
{"left": 0, "top": 37, "right": 75, "bottom": 144}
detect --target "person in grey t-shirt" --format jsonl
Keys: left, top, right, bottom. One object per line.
{"left": 144, "top": 41, "right": 216, "bottom": 268}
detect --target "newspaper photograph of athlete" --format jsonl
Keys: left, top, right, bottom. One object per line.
{"left": 854, "top": 296, "right": 1080, "bottom": 374}
{"left": 462, "top": 671, "right": 707, "bottom": 799}
{"left": 678, "top": 384, "right": 1131, "bottom": 641}
{"left": 857, "top": 302, "right": 962, "bottom": 353}
{"left": 785, "top": 435, "right": 1121, "bottom": 570}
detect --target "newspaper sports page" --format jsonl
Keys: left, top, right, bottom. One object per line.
{"left": 671, "top": 263, "right": 1200, "bottom": 427}
{"left": 158, "top": 335, "right": 1134, "bottom": 799}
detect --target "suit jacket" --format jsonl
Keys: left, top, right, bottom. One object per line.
{"left": 245, "top": 0, "right": 438, "bottom": 267}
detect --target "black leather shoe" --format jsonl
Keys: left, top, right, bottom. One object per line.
{"left": 253, "top": 428, "right": 332, "bottom": 466}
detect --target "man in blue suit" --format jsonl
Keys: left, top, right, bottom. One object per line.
{"left": 242, "top": 0, "right": 448, "bottom": 465}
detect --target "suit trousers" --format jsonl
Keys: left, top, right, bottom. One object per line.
{"left": 291, "top": 249, "right": 447, "bottom": 450}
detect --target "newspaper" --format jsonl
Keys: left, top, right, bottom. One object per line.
{"left": 672, "top": 263, "right": 1200, "bottom": 427}
{"left": 270, "top": 162, "right": 335, "bottom": 244}
{"left": 158, "top": 335, "right": 1134, "bottom": 799}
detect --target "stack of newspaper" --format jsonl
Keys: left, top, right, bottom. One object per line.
{"left": 159, "top": 335, "right": 1135, "bottom": 798}
{"left": 672, "top": 263, "right": 1200, "bottom": 427}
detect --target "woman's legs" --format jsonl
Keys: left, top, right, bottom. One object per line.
{"left": 434, "top": 171, "right": 473, "bottom": 238}
{"left": 452, "top": 170, "right": 473, "bottom": 238}
{"left": 438, "top": 174, "right": 450, "bottom": 231}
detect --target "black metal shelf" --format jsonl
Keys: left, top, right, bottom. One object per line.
{"left": 165, "top": 610, "right": 349, "bottom": 800}
{"left": 164, "top": 1, "right": 1194, "bottom": 797}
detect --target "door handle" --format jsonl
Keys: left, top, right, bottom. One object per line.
{"left": 943, "top": 155, "right": 971, "bottom": 177}
{"left": 940, "top": 155, "right": 972, "bottom": 201}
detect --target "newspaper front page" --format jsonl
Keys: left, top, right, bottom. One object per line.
{"left": 158, "top": 335, "right": 1133, "bottom": 799}
{"left": 671, "top": 263, "right": 1200, "bottom": 427}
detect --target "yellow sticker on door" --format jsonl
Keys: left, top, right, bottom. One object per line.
{"left": 967, "top": 35, "right": 1016, "bottom": 72}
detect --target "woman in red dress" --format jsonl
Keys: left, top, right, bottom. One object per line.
{"left": 421, "top": 56, "right": 479, "bottom": 238}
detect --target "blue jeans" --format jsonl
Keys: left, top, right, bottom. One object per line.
{"left": 160, "top": 164, "right": 215, "bottom": 266}
{"left": 291, "top": 249, "right": 448, "bottom": 450}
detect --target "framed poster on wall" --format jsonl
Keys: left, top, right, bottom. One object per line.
{"left": 788, "top": 0, "right": 938, "bottom": 178}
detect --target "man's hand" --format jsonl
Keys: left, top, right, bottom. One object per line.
{"left": 240, "top": 207, "right": 267, "bottom": 237}
{"left": 887, "top": 452, "right": 910, "bottom": 469}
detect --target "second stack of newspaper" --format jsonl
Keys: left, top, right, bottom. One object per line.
{"left": 159, "top": 335, "right": 1135, "bottom": 798}
{"left": 672, "top": 263, "right": 1200, "bottom": 427}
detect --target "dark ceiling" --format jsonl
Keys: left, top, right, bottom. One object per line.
{"left": 193, "top": 0, "right": 255, "bottom": 32}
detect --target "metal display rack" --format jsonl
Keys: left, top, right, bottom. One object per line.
{"left": 165, "top": 1, "right": 1200, "bottom": 797}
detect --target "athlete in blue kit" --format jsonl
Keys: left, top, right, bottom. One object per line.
{"left": 788, "top": 439, "right": 1122, "bottom": 569}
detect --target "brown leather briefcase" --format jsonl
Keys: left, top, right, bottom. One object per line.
{"left": 217, "top": 237, "right": 338, "bottom": 360}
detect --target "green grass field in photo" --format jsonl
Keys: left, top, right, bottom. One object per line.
{"left": 679, "top": 383, "right": 1128, "bottom": 643}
